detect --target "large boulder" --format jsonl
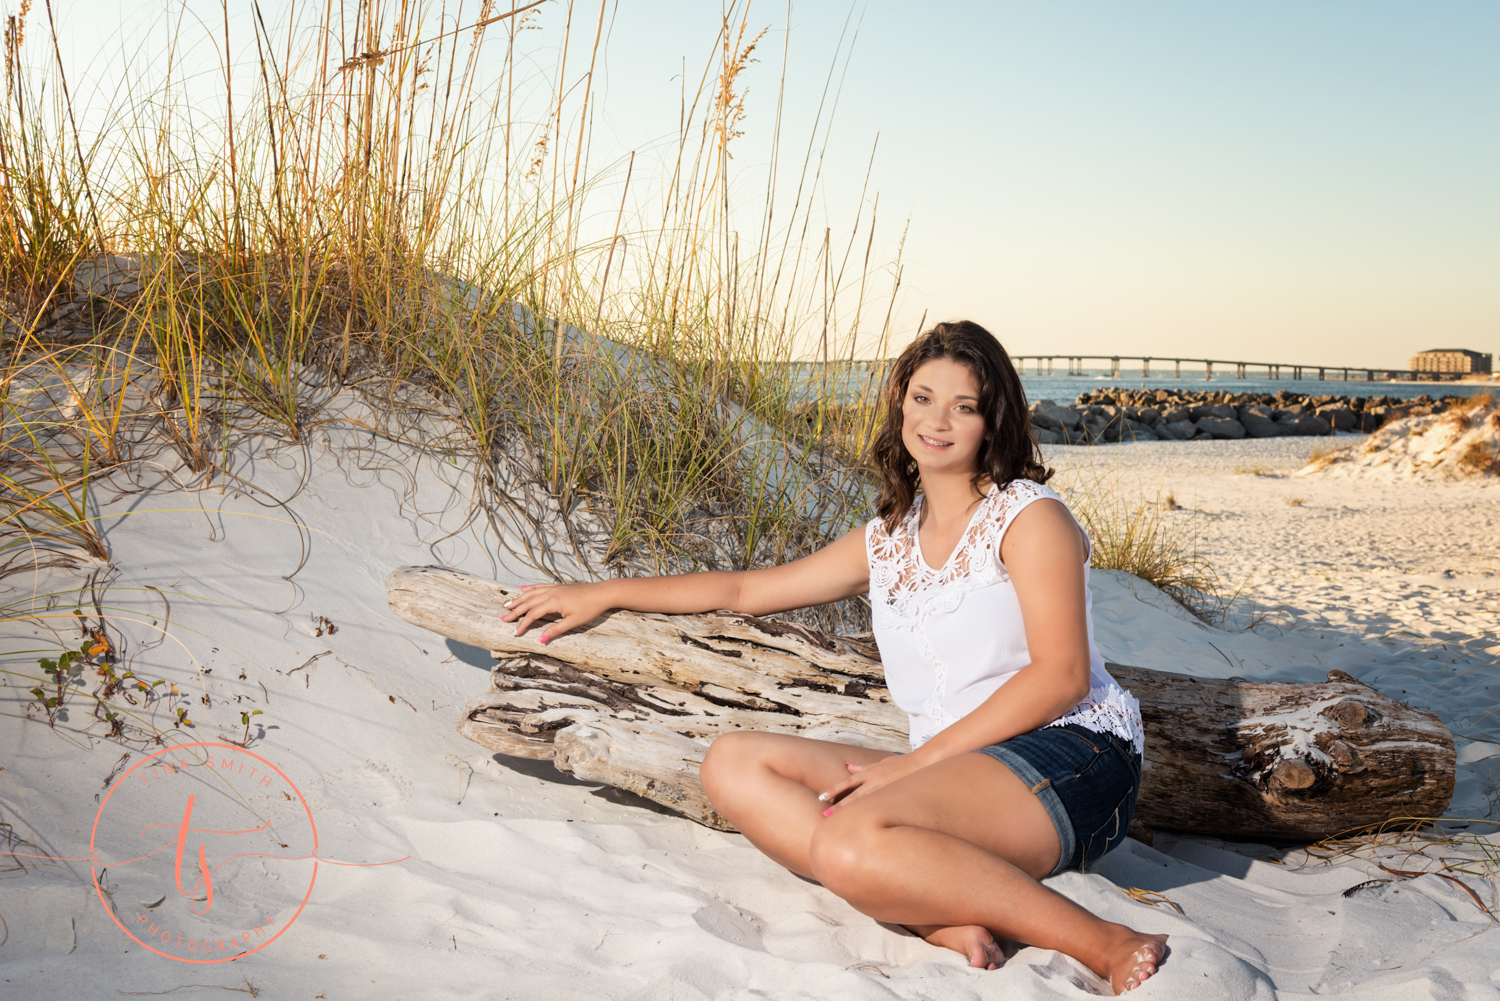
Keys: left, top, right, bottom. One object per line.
{"left": 1034, "top": 405, "right": 1084, "bottom": 433}
{"left": 1081, "top": 413, "right": 1110, "bottom": 443}
{"left": 1159, "top": 419, "right": 1198, "bottom": 441}
{"left": 1317, "top": 406, "right": 1356, "bottom": 431}
{"left": 1191, "top": 403, "right": 1238, "bottom": 421}
{"left": 1237, "top": 405, "right": 1285, "bottom": 438}
{"left": 1161, "top": 406, "right": 1192, "bottom": 425}
{"left": 1033, "top": 426, "right": 1063, "bottom": 445}
{"left": 1195, "top": 416, "right": 1247, "bottom": 439}
{"left": 1277, "top": 412, "right": 1332, "bottom": 436}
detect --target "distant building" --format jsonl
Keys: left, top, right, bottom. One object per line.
{"left": 1409, "top": 349, "right": 1492, "bottom": 375}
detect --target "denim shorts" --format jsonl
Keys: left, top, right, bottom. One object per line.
{"left": 976, "top": 723, "right": 1142, "bottom": 876}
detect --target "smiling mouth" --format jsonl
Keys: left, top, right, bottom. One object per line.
{"left": 918, "top": 434, "right": 953, "bottom": 448}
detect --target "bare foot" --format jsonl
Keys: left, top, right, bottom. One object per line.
{"left": 905, "top": 923, "right": 1004, "bottom": 970}
{"left": 1105, "top": 932, "right": 1169, "bottom": 993}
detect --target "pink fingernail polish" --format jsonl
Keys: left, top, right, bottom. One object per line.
{"left": 539, "top": 636, "right": 548, "bottom": 644}
{"left": 822, "top": 808, "right": 833, "bottom": 817}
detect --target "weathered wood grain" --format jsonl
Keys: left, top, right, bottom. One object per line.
{"left": 1108, "top": 665, "right": 1454, "bottom": 836}
{"left": 389, "top": 565, "right": 1455, "bottom": 839}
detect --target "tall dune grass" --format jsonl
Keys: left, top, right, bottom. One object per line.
{"left": 0, "top": 1, "right": 905, "bottom": 632}
{"left": 0, "top": 1, "right": 1232, "bottom": 644}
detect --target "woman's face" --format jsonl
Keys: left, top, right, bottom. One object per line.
{"left": 900, "top": 357, "right": 988, "bottom": 477}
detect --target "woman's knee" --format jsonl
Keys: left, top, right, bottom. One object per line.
{"left": 807, "top": 812, "right": 882, "bottom": 899}
{"left": 699, "top": 730, "right": 766, "bottom": 802}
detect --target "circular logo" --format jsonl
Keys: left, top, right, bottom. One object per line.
{"left": 91, "top": 742, "right": 318, "bottom": 962}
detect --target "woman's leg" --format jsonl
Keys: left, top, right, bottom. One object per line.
{"left": 807, "top": 751, "right": 1166, "bottom": 994}
{"left": 699, "top": 731, "right": 1164, "bottom": 991}
{"left": 698, "top": 730, "right": 895, "bottom": 876}
{"left": 701, "top": 731, "right": 1003, "bottom": 968}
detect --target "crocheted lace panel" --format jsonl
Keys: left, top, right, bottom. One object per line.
{"left": 867, "top": 479, "right": 1144, "bottom": 754}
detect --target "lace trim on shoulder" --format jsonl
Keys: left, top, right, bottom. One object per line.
{"left": 867, "top": 478, "right": 1062, "bottom": 623}
{"left": 1046, "top": 682, "right": 1144, "bottom": 756}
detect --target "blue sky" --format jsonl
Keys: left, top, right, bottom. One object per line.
{"left": 44, "top": 2, "right": 1500, "bottom": 366}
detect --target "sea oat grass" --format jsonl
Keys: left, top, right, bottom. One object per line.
{"left": 0, "top": 2, "right": 901, "bottom": 633}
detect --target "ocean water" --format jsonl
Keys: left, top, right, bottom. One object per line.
{"left": 1020, "top": 371, "right": 1491, "bottom": 406}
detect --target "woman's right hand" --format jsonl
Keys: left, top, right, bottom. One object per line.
{"left": 499, "top": 582, "right": 613, "bottom": 644}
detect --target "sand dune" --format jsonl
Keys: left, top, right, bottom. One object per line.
{"left": 1296, "top": 398, "right": 1500, "bottom": 482}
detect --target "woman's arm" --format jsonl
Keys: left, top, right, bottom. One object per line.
{"left": 500, "top": 526, "right": 871, "bottom": 642}
{"left": 823, "top": 498, "right": 1094, "bottom": 805}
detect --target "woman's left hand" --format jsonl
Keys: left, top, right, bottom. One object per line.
{"left": 818, "top": 752, "right": 933, "bottom": 814}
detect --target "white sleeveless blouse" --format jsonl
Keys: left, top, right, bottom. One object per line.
{"left": 866, "top": 479, "right": 1144, "bottom": 754}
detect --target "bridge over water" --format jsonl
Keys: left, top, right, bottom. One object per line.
{"left": 1008, "top": 354, "right": 1468, "bottom": 383}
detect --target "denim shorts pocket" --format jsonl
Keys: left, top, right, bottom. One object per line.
{"left": 1077, "top": 784, "right": 1137, "bottom": 871}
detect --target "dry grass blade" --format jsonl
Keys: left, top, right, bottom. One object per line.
{"left": 1376, "top": 863, "right": 1495, "bottom": 918}
{"left": 1121, "top": 886, "right": 1185, "bottom": 915}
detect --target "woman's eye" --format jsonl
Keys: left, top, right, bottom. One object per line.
{"left": 911, "top": 394, "right": 929, "bottom": 404}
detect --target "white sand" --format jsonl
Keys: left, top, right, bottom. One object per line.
{"left": 3, "top": 423, "right": 1499, "bottom": 998}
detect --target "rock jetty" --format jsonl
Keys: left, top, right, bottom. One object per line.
{"left": 1029, "top": 387, "right": 1468, "bottom": 444}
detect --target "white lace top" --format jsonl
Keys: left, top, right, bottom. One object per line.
{"left": 866, "top": 479, "right": 1144, "bottom": 755}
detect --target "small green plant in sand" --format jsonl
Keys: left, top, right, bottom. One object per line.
{"left": 238, "top": 709, "right": 264, "bottom": 747}
{"left": 29, "top": 643, "right": 88, "bottom": 723}
{"left": 2, "top": 590, "right": 211, "bottom": 745}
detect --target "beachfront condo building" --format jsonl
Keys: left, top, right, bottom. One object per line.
{"left": 1408, "top": 348, "right": 1492, "bottom": 375}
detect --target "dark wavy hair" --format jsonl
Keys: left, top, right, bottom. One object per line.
{"left": 869, "top": 320, "right": 1052, "bottom": 528}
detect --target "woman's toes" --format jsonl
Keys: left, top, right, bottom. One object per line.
{"left": 913, "top": 923, "right": 1001, "bottom": 970}
{"left": 1110, "top": 933, "right": 1168, "bottom": 993}
{"left": 973, "top": 933, "right": 1003, "bottom": 970}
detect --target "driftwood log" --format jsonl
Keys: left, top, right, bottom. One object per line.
{"left": 388, "top": 566, "right": 1455, "bottom": 840}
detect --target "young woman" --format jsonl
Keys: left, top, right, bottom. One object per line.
{"left": 500, "top": 321, "right": 1168, "bottom": 993}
